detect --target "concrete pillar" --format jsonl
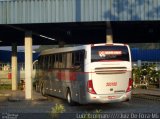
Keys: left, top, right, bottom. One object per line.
{"left": 25, "top": 31, "right": 33, "bottom": 100}
{"left": 106, "top": 22, "right": 113, "bottom": 43}
{"left": 11, "top": 43, "right": 18, "bottom": 90}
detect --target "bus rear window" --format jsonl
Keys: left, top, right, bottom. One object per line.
{"left": 91, "top": 46, "right": 129, "bottom": 62}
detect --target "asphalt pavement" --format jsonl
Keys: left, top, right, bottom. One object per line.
{"left": 0, "top": 88, "right": 160, "bottom": 119}
{"left": 0, "top": 88, "right": 160, "bottom": 102}
{"left": 132, "top": 88, "right": 160, "bottom": 96}
{"left": 0, "top": 90, "right": 47, "bottom": 102}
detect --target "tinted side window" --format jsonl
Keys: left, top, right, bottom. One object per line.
{"left": 62, "top": 53, "right": 67, "bottom": 68}
{"left": 72, "top": 50, "right": 85, "bottom": 71}
{"left": 54, "top": 54, "right": 59, "bottom": 68}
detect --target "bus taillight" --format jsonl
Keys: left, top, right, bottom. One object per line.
{"left": 126, "top": 78, "right": 133, "bottom": 92}
{"left": 87, "top": 80, "right": 96, "bottom": 94}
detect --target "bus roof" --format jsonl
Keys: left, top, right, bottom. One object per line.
{"left": 40, "top": 45, "right": 88, "bottom": 55}
{"left": 91, "top": 43, "right": 128, "bottom": 46}
{"left": 40, "top": 43, "right": 129, "bottom": 56}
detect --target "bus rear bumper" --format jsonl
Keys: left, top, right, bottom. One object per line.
{"left": 85, "top": 92, "right": 131, "bottom": 104}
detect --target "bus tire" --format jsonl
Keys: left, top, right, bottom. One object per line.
{"left": 66, "top": 89, "right": 75, "bottom": 106}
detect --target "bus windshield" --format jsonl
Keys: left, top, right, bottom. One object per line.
{"left": 91, "top": 46, "right": 129, "bottom": 62}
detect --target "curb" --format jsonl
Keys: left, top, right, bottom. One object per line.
{"left": 8, "top": 98, "right": 24, "bottom": 102}
{"left": 0, "top": 93, "right": 11, "bottom": 102}
{"left": 132, "top": 94, "right": 160, "bottom": 101}
{"left": 0, "top": 93, "right": 11, "bottom": 97}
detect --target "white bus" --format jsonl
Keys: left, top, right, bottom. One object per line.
{"left": 35, "top": 43, "right": 132, "bottom": 105}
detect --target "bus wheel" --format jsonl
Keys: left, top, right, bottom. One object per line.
{"left": 66, "top": 90, "right": 75, "bottom": 106}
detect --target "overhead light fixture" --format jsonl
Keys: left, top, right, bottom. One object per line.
{"left": 5, "top": 25, "right": 56, "bottom": 41}
{"left": 0, "top": 40, "right": 2, "bottom": 42}
{"left": 39, "top": 35, "right": 55, "bottom": 41}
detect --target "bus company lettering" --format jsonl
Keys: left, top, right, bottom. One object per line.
{"left": 98, "top": 51, "right": 122, "bottom": 57}
{"left": 106, "top": 82, "right": 117, "bottom": 86}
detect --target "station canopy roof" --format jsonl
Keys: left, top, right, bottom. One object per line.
{"left": 0, "top": 21, "right": 160, "bottom": 46}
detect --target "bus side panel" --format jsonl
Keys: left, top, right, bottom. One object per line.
{"left": 58, "top": 70, "right": 80, "bottom": 101}
{"left": 62, "top": 71, "right": 88, "bottom": 103}
{"left": 61, "top": 70, "right": 72, "bottom": 99}
{"left": 49, "top": 69, "right": 64, "bottom": 98}
{"left": 78, "top": 73, "right": 89, "bottom": 104}
{"left": 45, "top": 70, "right": 51, "bottom": 95}
{"left": 39, "top": 70, "right": 49, "bottom": 94}
{"left": 63, "top": 72, "right": 79, "bottom": 103}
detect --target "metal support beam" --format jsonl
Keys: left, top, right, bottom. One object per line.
{"left": 106, "top": 22, "right": 113, "bottom": 43}
{"left": 11, "top": 43, "right": 18, "bottom": 90}
{"left": 25, "top": 31, "right": 33, "bottom": 100}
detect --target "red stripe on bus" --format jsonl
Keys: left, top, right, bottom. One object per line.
{"left": 56, "top": 71, "right": 78, "bottom": 81}
{"left": 55, "top": 70, "right": 130, "bottom": 81}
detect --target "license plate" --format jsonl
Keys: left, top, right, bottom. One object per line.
{"left": 108, "top": 96, "right": 116, "bottom": 99}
